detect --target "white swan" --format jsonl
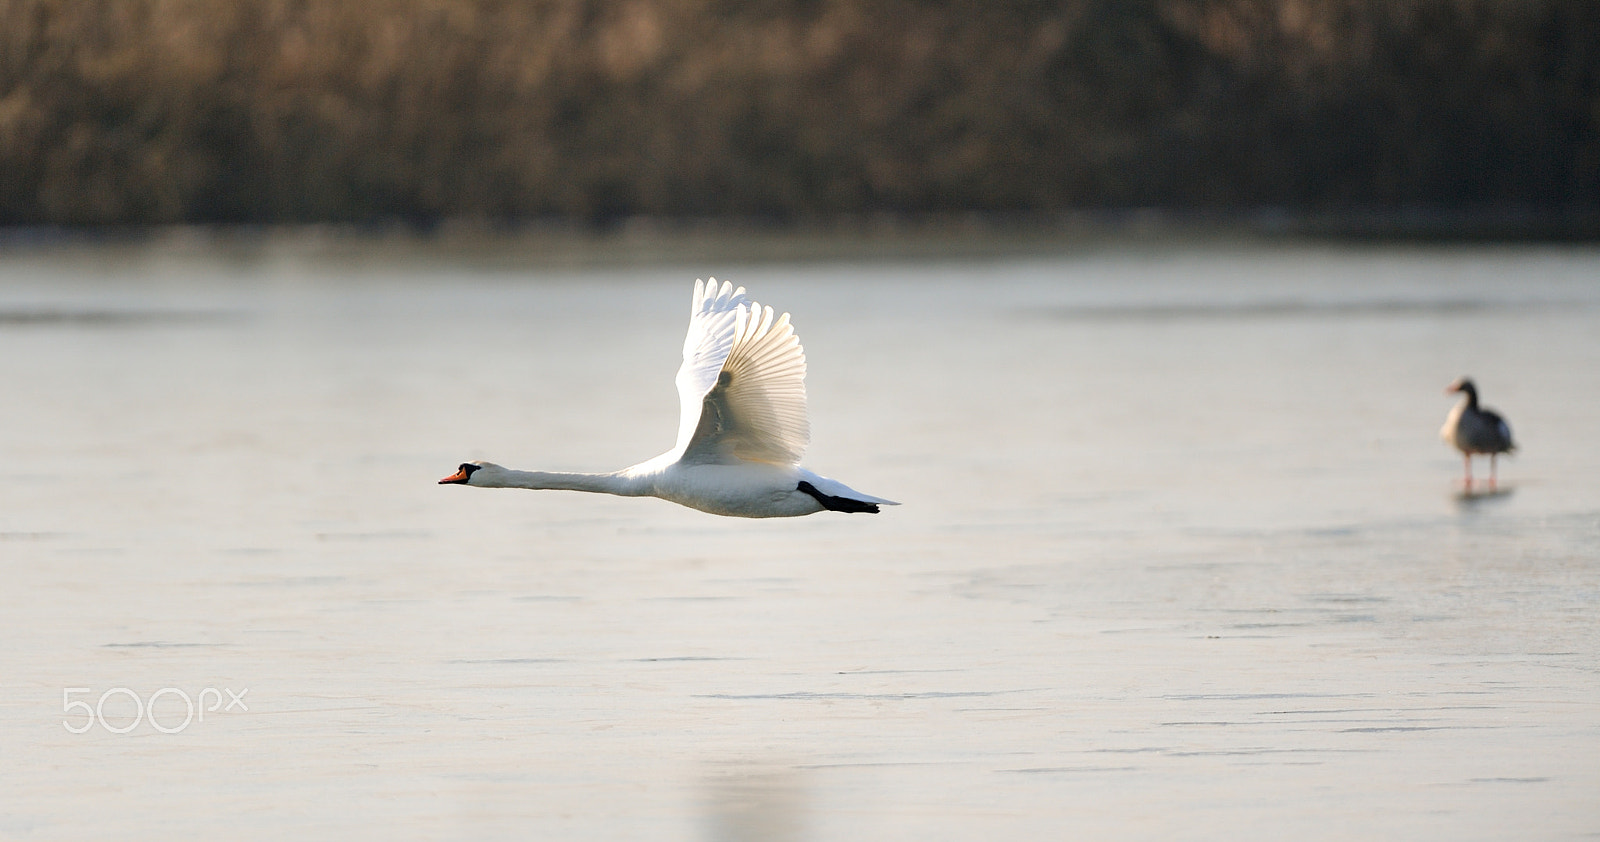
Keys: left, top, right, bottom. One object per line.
{"left": 440, "top": 278, "right": 897, "bottom": 518}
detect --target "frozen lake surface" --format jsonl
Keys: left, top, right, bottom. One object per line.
{"left": 1, "top": 235, "right": 1598, "bottom": 839}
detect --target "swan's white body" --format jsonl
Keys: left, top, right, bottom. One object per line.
{"left": 441, "top": 279, "right": 896, "bottom": 518}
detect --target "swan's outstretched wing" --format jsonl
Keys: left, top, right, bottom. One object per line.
{"left": 672, "top": 278, "right": 810, "bottom": 466}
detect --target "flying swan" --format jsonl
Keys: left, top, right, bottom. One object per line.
{"left": 440, "top": 278, "right": 897, "bottom": 517}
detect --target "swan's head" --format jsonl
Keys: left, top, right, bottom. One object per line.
{"left": 439, "top": 461, "right": 503, "bottom": 486}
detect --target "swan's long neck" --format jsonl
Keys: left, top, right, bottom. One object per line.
{"left": 483, "top": 469, "right": 650, "bottom": 497}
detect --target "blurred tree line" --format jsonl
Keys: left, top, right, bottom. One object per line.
{"left": 0, "top": 0, "right": 1595, "bottom": 225}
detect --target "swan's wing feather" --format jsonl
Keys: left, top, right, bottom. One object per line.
{"left": 676, "top": 279, "right": 745, "bottom": 399}
{"left": 713, "top": 303, "right": 811, "bottom": 463}
{"left": 673, "top": 278, "right": 745, "bottom": 454}
{"left": 673, "top": 278, "right": 810, "bottom": 465}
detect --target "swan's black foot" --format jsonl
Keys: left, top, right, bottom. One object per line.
{"left": 797, "top": 481, "right": 880, "bottom": 514}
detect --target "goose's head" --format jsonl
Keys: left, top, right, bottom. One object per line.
{"left": 439, "top": 461, "right": 502, "bottom": 486}
{"left": 1445, "top": 377, "right": 1478, "bottom": 399}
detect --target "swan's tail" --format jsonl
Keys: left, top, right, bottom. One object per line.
{"left": 797, "top": 471, "right": 899, "bottom": 514}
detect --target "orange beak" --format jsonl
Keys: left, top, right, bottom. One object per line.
{"left": 439, "top": 467, "right": 472, "bottom": 484}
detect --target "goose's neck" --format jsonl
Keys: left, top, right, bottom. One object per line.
{"left": 486, "top": 469, "right": 649, "bottom": 497}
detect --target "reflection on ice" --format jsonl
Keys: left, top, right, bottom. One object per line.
{"left": 1453, "top": 485, "right": 1516, "bottom": 506}
{"left": 701, "top": 764, "right": 807, "bottom": 842}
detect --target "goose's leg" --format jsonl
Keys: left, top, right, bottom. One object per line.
{"left": 1462, "top": 454, "right": 1474, "bottom": 492}
{"left": 1488, "top": 453, "right": 1498, "bottom": 491}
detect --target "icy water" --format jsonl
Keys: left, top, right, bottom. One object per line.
{"left": 1, "top": 236, "right": 1598, "bottom": 840}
